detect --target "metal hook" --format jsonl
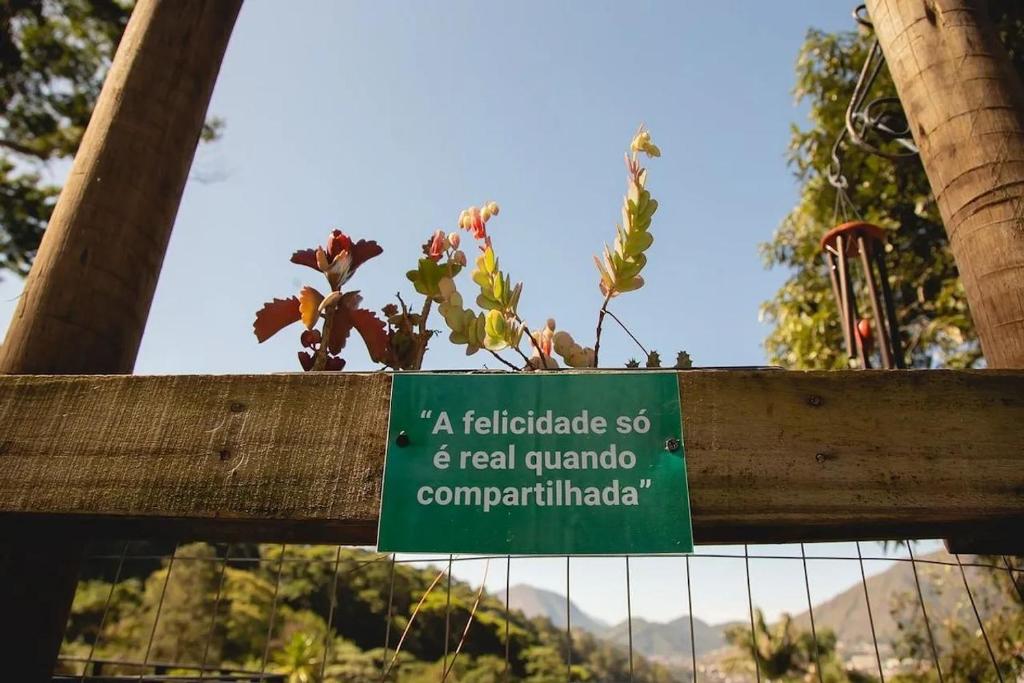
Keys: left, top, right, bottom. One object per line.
{"left": 853, "top": 4, "right": 873, "bottom": 30}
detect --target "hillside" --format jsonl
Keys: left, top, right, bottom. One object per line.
{"left": 501, "top": 584, "right": 611, "bottom": 634}
{"left": 498, "top": 550, "right": 1019, "bottom": 673}
{"left": 501, "top": 583, "right": 728, "bottom": 660}
{"left": 791, "top": 550, "right": 1006, "bottom": 651}
{"left": 60, "top": 544, "right": 680, "bottom": 682}
{"left": 601, "top": 615, "right": 727, "bottom": 660}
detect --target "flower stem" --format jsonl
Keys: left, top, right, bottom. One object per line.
{"left": 487, "top": 350, "right": 519, "bottom": 371}
{"left": 312, "top": 305, "right": 337, "bottom": 371}
{"left": 514, "top": 315, "right": 550, "bottom": 370}
{"left": 593, "top": 292, "right": 613, "bottom": 368}
{"left": 413, "top": 297, "right": 433, "bottom": 370}
{"left": 511, "top": 344, "right": 533, "bottom": 369}
{"left": 604, "top": 308, "right": 649, "bottom": 357}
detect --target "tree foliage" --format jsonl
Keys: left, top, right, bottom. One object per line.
{"left": 0, "top": 0, "right": 221, "bottom": 277}
{"left": 887, "top": 558, "right": 1024, "bottom": 683}
{"left": 725, "top": 608, "right": 866, "bottom": 682}
{"left": 723, "top": 560, "right": 1024, "bottom": 683}
{"left": 762, "top": 4, "right": 1024, "bottom": 369}
{"left": 58, "top": 544, "right": 678, "bottom": 682}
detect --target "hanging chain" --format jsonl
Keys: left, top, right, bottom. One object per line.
{"left": 829, "top": 4, "right": 920, "bottom": 217}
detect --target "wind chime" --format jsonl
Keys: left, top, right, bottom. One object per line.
{"left": 822, "top": 4, "right": 915, "bottom": 369}
{"left": 821, "top": 221, "right": 904, "bottom": 369}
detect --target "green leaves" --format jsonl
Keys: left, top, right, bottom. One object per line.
{"left": 0, "top": 2, "right": 222, "bottom": 279}
{"left": 595, "top": 131, "right": 660, "bottom": 298}
{"left": 484, "top": 310, "right": 508, "bottom": 351}
{"left": 442, "top": 245, "right": 525, "bottom": 356}
{"left": 439, "top": 291, "right": 490, "bottom": 355}
{"left": 762, "top": 26, "right": 991, "bottom": 369}
{"left": 407, "top": 258, "right": 463, "bottom": 301}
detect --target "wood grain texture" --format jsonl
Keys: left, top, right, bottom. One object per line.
{"left": 0, "top": 0, "right": 242, "bottom": 375}
{"left": 865, "top": 0, "right": 1024, "bottom": 368}
{"left": 0, "top": 373, "right": 392, "bottom": 542}
{"left": 0, "top": 3, "right": 241, "bottom": 674}
{"left": 678, "top": 370, "right": 1024, "bottom": 547}
{"left": 0, "top": 370, "right": 1020, "bottom": 547}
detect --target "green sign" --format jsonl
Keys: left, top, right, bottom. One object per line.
{"left": 377, "top": 372, "right": 693, "bottom": 555}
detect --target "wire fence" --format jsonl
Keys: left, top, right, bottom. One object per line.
{"left": 55, "top": 539, "right": 1024, "bottom": 682}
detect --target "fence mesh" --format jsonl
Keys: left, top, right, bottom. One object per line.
{"left": 55, "top": 540, "right": 1024, "bottom": 682}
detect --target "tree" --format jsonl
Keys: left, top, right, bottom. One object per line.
{"left": 867, "top": 0, "right": 1024, "bottom": 369}
{"left": 0, "top": 0, "right": 221, "bottom": 277}
{"left": 725, "top": 609, "right": 871, "bottom": 682}
{"left": 272, "top": 633, "right": 321, "bottom": 683}
{"left": 60, "top": 544, "right": 680, "bottom": 682}
{"left": 761, "top": 3, "right": 1024, "bottom": 370}
{"left": 887, "top": 557, "right": 1024, "bottom": 683}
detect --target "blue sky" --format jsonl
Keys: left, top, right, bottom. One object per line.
{"left": 0, "top": 1, "right": 940, "bottom": 626}
{"left": 2, "top": 0, "right": 858, "bottom": 372}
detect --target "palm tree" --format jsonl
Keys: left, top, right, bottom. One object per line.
{"left": 725, "top": 609, "right": 868, "bottom": 682}
{"left": 272, "top": 633, "right": 322, "bottom": 683}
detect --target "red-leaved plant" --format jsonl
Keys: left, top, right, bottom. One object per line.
{"left": 253, "top": 230, "right": 389, "bottom": 371}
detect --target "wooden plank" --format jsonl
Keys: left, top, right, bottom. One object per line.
{"left": 0, "top": 370, "right": 1021, "bottom": 548}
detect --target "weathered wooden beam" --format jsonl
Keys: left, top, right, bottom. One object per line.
{"left": 0, "top": 370, "right": 1020, "bottom": 549}
{"left": 0, "top": 1, "right": 241, "bottom": 677}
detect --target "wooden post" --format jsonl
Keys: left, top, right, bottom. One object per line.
{"left": 0, "top": 0, "right": 241, "bottom": 678}
{"left": 865, "top": 0, "right": 1024, "bottom": 368}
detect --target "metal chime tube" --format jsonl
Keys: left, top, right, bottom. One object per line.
{"left": 857, "top": 235, "right": 895, "bottom": 369}
{"left": 834, "top": 236, "right": 855, "bottom": 360}
{"left": 826, "top": 251, "right": 853, "bottom": 357}
{"left": 873, "top": 252, "right": 905, "bottom": 368}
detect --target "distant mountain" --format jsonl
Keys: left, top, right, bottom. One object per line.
{"left": 499, "top": 550, "right": 1012, "bottom": 677}
{"left": 501, "top": 583, "right": 611, "bottom": 634}
{"left": 500, "top": 584, "right": 728, "bottom": 661}
{"left": 602, "top": 615, "right": 728, "bottom": 660}
{"left": 792, "top": 550, "right": 1006, "bottom": 651}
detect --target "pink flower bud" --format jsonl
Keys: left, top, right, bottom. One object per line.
{"left": 428, "top": 229, "right": 446, "bottom": 261}
{"left": 448, "top": 232, "right": 461, "bottom": 249}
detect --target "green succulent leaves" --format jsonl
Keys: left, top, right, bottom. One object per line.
{"left": 407, "top": 258, "right": 463, "bottom": 301}
{"left": 595, "top": 128, "right": 660, "bottom": 298}
{"left": 439, "top": 246, "right": 523, "bottom": 355}
{"left": 438, "top": 291, "right": 486, "bottom": 354}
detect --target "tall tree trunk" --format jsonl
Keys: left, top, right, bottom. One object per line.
{"left": 866, "top": 0, "right": 1024, "bottom": 368}
{"left": 0, "top": 1, "right": 241, "bottom": 679}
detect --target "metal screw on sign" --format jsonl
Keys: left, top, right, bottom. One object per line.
{"left": 395, "top": 431, "right": 410, "bottom": 448}
{"left": 664, "top": 437, "right": 681, "bottom": 453}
